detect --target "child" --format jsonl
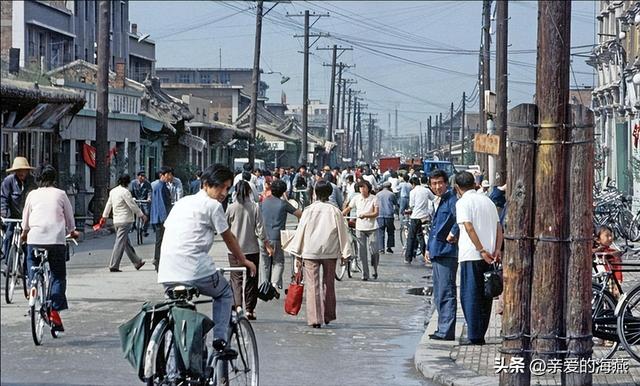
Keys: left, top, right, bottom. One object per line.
{"left": 593, "top": 225, "right": 623, "bottom": 297}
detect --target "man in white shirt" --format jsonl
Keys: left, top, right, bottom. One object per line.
{"left": 455, "top": 171, "right": 503, "bottom": 345}
{"left": 404, "top": 176, "right": 435, "bottom": 264}
{"left": 342, "top": 180, "right": 379, "bottom": 280}
{"left": 158, "top": 164, "right": 257, "bottom": 353}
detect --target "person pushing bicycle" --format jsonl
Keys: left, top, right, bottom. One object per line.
{"left": 157, "top": 164, "right": 256, "bottom": 354}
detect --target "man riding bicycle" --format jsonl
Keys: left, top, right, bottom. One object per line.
{"left": 157, "top": 164, "right": 257, "bottom": 354}
{"left": 290, "top": 165, "right": 311, "bottom": 207}
{"left": 1, "top": 157, "right": 36, "bottom": 273}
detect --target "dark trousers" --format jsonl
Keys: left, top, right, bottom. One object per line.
{"left": 153, "top": 223, "right": 165, "bottom": 268}
{"left": 431, "top": 256, "right": 458, "bottom": 339}
{"left": 404, "top": 219, "right": 426, "bottom": 261}
{"left": 228, "top": 253, "right": 260, "bottom": 313}
{"left": 376, "top": 217, "right": 395, "bottom": 250}
{"left": 460, "top": 260, "right": 493, "bottom": 341}
{"left": 26, "top": 244, "right": 68, "bottom": 311}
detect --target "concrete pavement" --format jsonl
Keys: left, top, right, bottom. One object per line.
{"left": 1, "top": 227, "right": 434, "bottom": 386}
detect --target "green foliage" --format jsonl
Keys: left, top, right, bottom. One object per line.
{"left": 234, "top": 135, "right": 272, "bottom": 160}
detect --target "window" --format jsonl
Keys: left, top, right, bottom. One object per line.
{"left": 200, "top": 73, "right": 211, "bottom": 83}
{"left": 39, "top": 32, "right": 46, "bottom": 58}
{"left": 178, "top": 73, "right": 190, "bottom": 83}
{"left": 219, "top": 72, "right": 231, "bottom": 84}
{"left": 159, "top": 77, "right": 170, "bottom": 84}
{"left": 28, "top": 30, "right": 36, "bottom": 57}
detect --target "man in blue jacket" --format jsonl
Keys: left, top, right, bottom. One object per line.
{"left": 425, "top": 169, "right": 459, "bottom": 341}
{"left": 150, "top": 166, "right": 174, "bottom": 271}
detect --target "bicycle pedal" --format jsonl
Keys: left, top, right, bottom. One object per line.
{"left": 215, "top": 348, "right": 238, "bottom": 361}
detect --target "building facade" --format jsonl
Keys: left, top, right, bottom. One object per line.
{"left": 156, "top": 67, "right": 268, "bottom": 99}
{"left": 0, "top": 0, "right": 154, "bottom": 80}
{"left": 588, "top": 0, "right": 640, "bottom": 202}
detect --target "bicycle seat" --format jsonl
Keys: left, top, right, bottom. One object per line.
{"left": 166, "top": 285, "right": 199, "bottom": 300}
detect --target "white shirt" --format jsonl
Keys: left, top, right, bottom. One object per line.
{"left": 158, "top": 190, "right": 229, "bottom": 283}
{"left": 102, "top": 185, "right": 144, "bottom": 224}
{"left": 348, "top": 193, "right": 378, "bottom": 231}
{"left": 388, "top": 177, "right": 400, "bottom": 193}
{"left": 22, "top": 187, "right": 75, "bottom": 245}
{"left": 409, "top": 185, "right": 434, "bottom": 220}
{"left": 363, "top": 174, "right": 377, "bottom": 189}
{"left": 456, "top": 189, "right": 500, "bottom": 262}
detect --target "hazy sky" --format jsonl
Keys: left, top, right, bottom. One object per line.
{"left": 129, "top": 0, "right": 597, "bottom": 134}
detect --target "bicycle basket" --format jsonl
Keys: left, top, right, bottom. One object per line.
{"left": 118, "top": 302, "right": 171, "bottom": 381}
{"left": 170, "top": 307, "right": 214, "bottom": 378}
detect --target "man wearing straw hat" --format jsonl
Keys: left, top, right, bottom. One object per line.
{"left": 1, "top": 157, "right": 36, "bottom": 272}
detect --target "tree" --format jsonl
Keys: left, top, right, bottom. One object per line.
{"left": 235, "top": 135, "right": 272, "bottom": 161}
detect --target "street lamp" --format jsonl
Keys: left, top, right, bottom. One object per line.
{"left": 265, "top": 71, "right": 290, "bottom": 84}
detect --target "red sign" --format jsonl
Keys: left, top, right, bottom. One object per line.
{"left": 633, "top": 123, "right": 639, "bottom": 149}
{"left": 82, "top": 143, "right": 117, "bottom": 169}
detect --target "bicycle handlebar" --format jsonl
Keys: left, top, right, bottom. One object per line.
{"left": 1, "top": 218, "right": 22, "bottom": 223}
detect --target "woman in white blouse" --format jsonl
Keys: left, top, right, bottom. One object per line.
{"left": 21, "top": 165, "right": 79, "bottom": 332}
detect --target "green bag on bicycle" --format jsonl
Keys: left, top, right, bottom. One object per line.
{"left": 170, "top": 307, "right": 215, "bottom": 378}
{"left": 118, "top": 302, "right": 171, "bottom": 381}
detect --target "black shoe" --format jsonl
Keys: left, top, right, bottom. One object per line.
{"left": 311, "top": 324, "right": 321, "bottom": 328}
{"left": 459, "top": 338, "right": 485, "bottom": 346}
{"left": 109, "top": 268, "right": 122, "bottom": 272}
{"left": 379, "top": 250, "right": 386, "bottom": 255}
{"left": 403, "top": 259, "right": 412, "bottom": 264}
{"left": 143, "top": 232, "right": 149, "bottom": 237}
{"left": 135, "top": 261, "right": 146, "bottom": 270}
{"left": 372, "top": 272, "right": 378, "bottom": 279}
{"left": 361, "top": 277, "right": 369, "bottom": 281}
{"left": 386, "top": 248, "right": 393, "bottom": 253}
{"left": 429, "top": 333, "right": 454, "bottom": 341}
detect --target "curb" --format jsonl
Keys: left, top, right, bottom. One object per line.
{"left": 414, "top": 301, "right": 497, "bottom": 386}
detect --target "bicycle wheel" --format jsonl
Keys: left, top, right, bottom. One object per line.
{"left": 591, "top": 284, "right": 620, "bottom": 359}
{"left": 30, "top": 277, "right": 45, "bottom": 345}
{"left": 628, "top": 211, "right": 640, "bottom": 242}
{"left": 226, "top": 317, "right": 259, "bottom": 386}
{"left": 617, "top": 210, "right": 634, "bottom": 241}
{"left": 335, "top": 259, "right": 347, "bottom": 281}
{"left": 350, "top": 237, "right": 361, "bottom": 274}
{"left": 144, "top": 319, "right": 183, "bottom": 386}
{"left": 617, "top": 284, "right": 640, "bottom": 362}
{"left": 399, "top": 223, "right": 406, "bottom": 247}
{"left": 4, "top": 245, "right": 17, "bottom": 304}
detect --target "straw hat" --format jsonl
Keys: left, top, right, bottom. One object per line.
{"left": 6, "top": 157, "right": 34, "bottom": 172}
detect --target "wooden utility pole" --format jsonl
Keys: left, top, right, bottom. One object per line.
{"left": 419, "top": 121, "right": 423, "bottom": 155}
{"left": 565, "top": 104, "right": 594, "bottom": 386}
{"left": 94, "top": 0, "right": 111, "bottom": 224}
{"left": 449, "top": 102, "right": 453, "bottom": 161}
{"left": 345, "top": 88, "right": 352, "bottom": 159}
{"left": 352, "top": 96, "right": 358, "bottom": 160}
{"left": 290, "top": 11, "right": 329, "bottom": 165}
{"left": 439, "top": 112, "right": 443, "bottom": 153}
{"left": 501, "top": 103, "right": 537, "bottom": 386}
{"left": 367, "top": 113, "right": 374, "bottom": 164}
{"left": 248, "top": 0, "right": 264, "bottom": 167}
{"left": 335, "top": 63, "right": 343, "bottom": 135}
{"left": 340, "top": 78, "right": 347, "bottom": 137}
{"left": 324, "top": 45, "right": 337, "bottom": 143}
{"left": 531, "top": 0, "right": 571, "bottom": 364}
{"left": 478, "top": 0, "right": 491, "bottom": 172}
{"left": 427, "top": 116, "right": 432, "bottom": 152}
{"left": 461, "top": 92, "right": 466, "bottom": 164}
{"left": 394, "top": 108, "right": 398, "bottom": 137}
{"left": 495, "top": 0, "right": 508, "bottom": 185}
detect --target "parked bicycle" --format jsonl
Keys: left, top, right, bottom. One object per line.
{"left": 335, "top": 217, "right": 361, "bottom": 281}
{"left": 593, "top": 181, "right": 639, "bottom": 243}
{"left": 1, "top": 218, "right": 28, "bottom": 304}
{"left": 591, "top": 249, "right": 640, "bottom": 362}
{"left": 29, "top": 237, "right": 78, "bottom": 345}
{"left": 398, "top": 210, "right": 431, "bottom": 257}
{"left": 143, "top": 267, "right": 258, "bottom": 386}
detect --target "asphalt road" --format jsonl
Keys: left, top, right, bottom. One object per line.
{"left": 0, "top": 227, "right": 434, "bottom": 386}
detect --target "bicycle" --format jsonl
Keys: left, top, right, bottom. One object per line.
{"left": 399, "top": 211, "right": 431, "bottom": 257}
{"left": 591, "top": 249, "right": 640, "bottom": 362}
{"left": 134, "top": 199, "right": 151, "bottom": 245}
{"left": 335, "top": 217, "right": 361, "bottom": 281}
{"left": 143, "top": 267, "right": 258, "bottom": 386}
{"left": 292, "top": 189, "right": 309, "bottom": 211}
{"left": 29, "top": 237, "right": 78, "bottom": 345}
{"left": 1, "top": 218, "right": 28, "bottom": 304}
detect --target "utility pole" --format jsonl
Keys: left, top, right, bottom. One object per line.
{"left": 368, "top": 113, "right": 373, "bottom": 164}
{"left": 439, "top": 112, "right": 443, "bottom": 151}
{"left": 94, "top": 0, "right": 111, "bottom": 224}
{"left": 351, "top": 96, "right": 358, "bottom": 160}
{"left": 449, "top": 102, "right": 454, "bottom": 161}
{"left": 394, "top": 108, "right": 398, "bottom": 137}
{"left": 461, "top": 92, "right": 466, "bottom": 164}
{"left": 495, "top": 0, "right": 508, "bottom": 185}
{"left": 419, "top": 121, "right": 423, "bottom": 155}
{"left": 427, "top": 116, "right": 432, "bottom": 152}
{"left": 532, "top": 0, "right": 572, "bottom": 374}
{"left": 248, "top": 0, "right": 264, "bottom": 168}
{"left": 335, "top": 63, "right": 343, "bottom": 135}
{"left": 289, "top": 10, "right": 329, "bottom": 165}
{"left": 345, "top": 88, "right": 352, "bottom": 159}
{"left": 478, "top": 0, "right": 492, "bottom": 172}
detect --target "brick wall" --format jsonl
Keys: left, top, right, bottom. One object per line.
{"left": 0, "top": 1, "right": 12, "bottom": 62}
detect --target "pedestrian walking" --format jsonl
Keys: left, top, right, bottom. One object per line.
{"left": 284, "top": 180, "right": 353, "bottom": 328}
{"left": 189, "top": 170, "right": 202, "bottom": 195}
{"left": 150, "top": 166, "right": 174, "bottom": 271}
{"left": 425, "top": 169, "right": 459, "bottom": 341}
{"left": 342, "top": 180, "right": 379, "bottom": 280}
{"left": 102, "top": 174, "right": 147, "bottom": 272}
{"left": 454, "top": 171, "right": 503, "bottom": 345}
{"left": 129, "top": 171, "right": 152, "bottom": 236}
{"left": 21, "top": 165, "right": 79, "bottom": 332}
{"left": 404, "top": 176, "right": 434, "bottom": 264}
{"left": 1, "top": 156, "right": 36, "bottom": 271}
{"left": 226, "top": 181, "right": 273, "bottom": 320}
{"left": 376, "top": 182, "right": 397, "bottom": 255}
{"left": 398, "top": 174, "right": 412, "bottom": 218}
{"left": 260, "top": 180, "right": 301, "bottom": 289}
{"left": 168, "top": 175, "right": 183, "bottom": 204}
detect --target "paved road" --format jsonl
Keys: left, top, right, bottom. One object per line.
{"left": 1, "top": 228, "right": 434, "bottom": 386}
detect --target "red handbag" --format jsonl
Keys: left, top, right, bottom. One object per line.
{"left": 284, "top": 269, "right": 304, "bottom": 316}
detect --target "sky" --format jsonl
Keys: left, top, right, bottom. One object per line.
{"left": 129, "top": 0, "right": 598, "bottom": 135}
